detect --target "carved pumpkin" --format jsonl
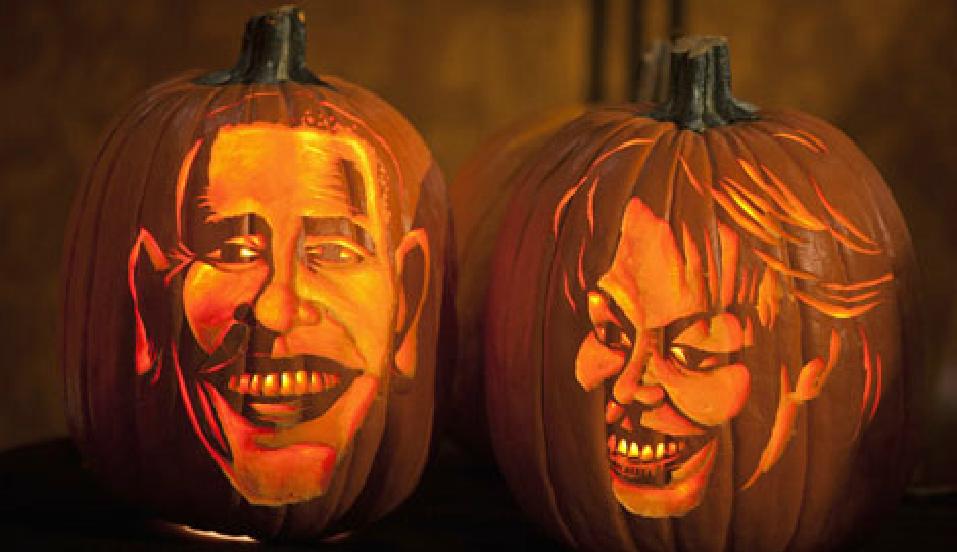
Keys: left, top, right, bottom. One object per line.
{"left": 449, "top": 105, "right": 588, "bottom": 455}
{"left": 468, "top": 37, "right": 920, "bottom": 550}
{"left": 60, "top": 7, "right": 448, "bottom": 540}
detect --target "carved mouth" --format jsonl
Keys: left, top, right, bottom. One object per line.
{"left": 200, "top": 353, "right": 362, "bottom": 430}
{"left": 607, "top": 425, "right": 711, "bottom": 486}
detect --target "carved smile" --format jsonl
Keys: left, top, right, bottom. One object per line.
{"left": 607, "top": 424, "right": 711, "bottom": 486}
{"left": 202, "top": 356, "right": 361, "bottom": 429}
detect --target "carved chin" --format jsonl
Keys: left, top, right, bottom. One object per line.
{"left": 611, "top": 439, "right": 717, "bottom": 518}
{"left": 203, "top": 374, "right": 378, "bottom": 505}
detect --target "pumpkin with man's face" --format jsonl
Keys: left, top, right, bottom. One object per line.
{"left": 473, "top": 37, "right": 920, "bottom": 551}
{"left": 60, "top": 7, "right": 448, "bottom": 540}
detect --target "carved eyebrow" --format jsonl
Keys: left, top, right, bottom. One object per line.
{"left": 672, "top": 313, "right": 747, "bottom": 353}
{"left": 338, "top": 158, "right": 368, "bottom": 216}
{"left": 191, "top": 214, "right": 271, "bottom": 256}
{"left": 302, "top": 216, "right": 376, "bottom": 254}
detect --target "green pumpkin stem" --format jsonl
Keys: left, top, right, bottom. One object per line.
{"left": 195, "top": 5, "right": 324, "bottom": 86}
{"left": 651, "top": 36, "right": 758, "bottom": 132}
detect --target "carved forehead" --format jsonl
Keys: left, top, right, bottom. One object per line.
{"left": 597, "top": 197, "right": 752, "bottom": 329}
{"left": 598, "top": 198, "right": 710, "bottom": 329}
{"left": 202, "top": 123, "right": 379, "bottom": 222}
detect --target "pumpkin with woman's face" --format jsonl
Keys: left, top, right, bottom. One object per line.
{"left": 60, "top": 7, "right": 448, "bottom": 539}
{"left": 477, "top": 37, "right": 920, "bottom": 550}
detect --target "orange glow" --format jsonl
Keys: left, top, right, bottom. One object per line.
{"left": 772, "top": 132, "right": 822, "bottom": 153}
{"left": 709, "top": 186, "right": 777, "bottom": 245}
{"left": 718, "top": 223, "right": 739, "bottom": 308}
{"left": 175, "top": 141, "right": 203, "bottom": 239}
{"left": 751, "top": 248, "right": 818, "bottom": 281}
{"left": 553, "top": 137, "right": 655, "bottom": 237}
{"left": 737, "top": 267, "right": 751, "bottom": 304}
{"left": 681, "top": 224, "right": 707, "bottom": 306}
{"left": 796, "top": 128, "right": 828, "bottom": 153}
{"left": 599, "top": 199, "right": 708, "bottom": 328}
{"left": 172, "top": 523, "right": 257, "bottom": 543}
{"left": 704, "top": 232, "right": 719, "bottom": 308}
{"left": 870, "top": 355, "right": 882, "bottom": 423}
{"left": 759, "top": 164, "right": 827, "bottom": 231}
{"left": 576, "top": 239, "right": 587, "bottom": 290}
{"left": 792, "top": 290, "right": 880, "bottom": 319}
{"left": 720, "top": 178, "right": 801, "bottom": 243}
{"left": 587, "top": 176, "right": 598, "bottom": 235}
{"left": 562, "top": 131, "right": 895, "bottom": 516}
{"left": 860, "top": 327, "right": 873, "bottom": 420}
{"left": 823, "top": 273, "right": 894, "bottom": 291}
{"left": 811, "top": 177, "right": 877, "bottom": 247}
{"left": 743, "top": 330, "right": 841, "bottom": 490}
{"left": 757, "top": 267, "right": 780, "bottom": 329}
{"left": 563, "top": 274, "right": 576, "bottom": 312}
{"left": 672, "top": 313, "right": 746, "bottom": 354}
{"left": 827, "top": 227, "right": 882, "bottom": 256}
{"left": 554, "top": 181, "right": 583, "bottom": 237}
{"left": 678, "top": 154, "right": 704, "bottom": 194}
{"left": 821, "top": 289, "right": 881, "bottom": 303}
{"left": 742, "top": 364, "right": 796, "bottom": 490}
{"left": 129, "top": 229, "right": 169, "bottom": 376}
{"left": 127, "top": 114, "right": 432, "bottom": 507}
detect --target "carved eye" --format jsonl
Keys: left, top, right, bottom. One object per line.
{"left": 669, "top": 344, "right": 721, "bottom": 370}
{"left": 595, "top": 320, "right": 631, "bottom": 351}
{"left": 207, "top": 236, "right": 264, "bottom": 267}
{"left": 587, "top": 291, "right": 632, "bottom": 352}
{"left": 305, "top": 240, "right": 365, "bottom": 267}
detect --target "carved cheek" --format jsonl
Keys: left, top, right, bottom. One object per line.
{"left": 653, "top": 359, "right": 751, "bottom": 426}
{"left": 183, "top": 262, "right": 268, "bottom": 353}
{"left": 575, "top": 333, "right": 625, "bottom": 391}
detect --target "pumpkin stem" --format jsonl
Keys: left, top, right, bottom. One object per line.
{"left": 195, "top": 5, "right": 324, "bottom": 86}
{"left": 651, "top": 36, "right": 758, "bottom": 132}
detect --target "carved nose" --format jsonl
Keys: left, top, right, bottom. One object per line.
{"left": 254, "top": 283, "right": 297, "bottom": 332}
{"left": 613, "top": 339, "right": 666, "bottom": 406}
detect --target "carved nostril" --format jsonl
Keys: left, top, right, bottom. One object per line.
{"left": 233, "top": 304, "right": 253, "bottom": 323}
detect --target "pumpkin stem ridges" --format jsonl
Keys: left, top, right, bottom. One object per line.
{"left": 195, "top": 5, "right": 325, "bottom": 86}
{"left": 651, "top": 36, "right": 758, "bottom": 132}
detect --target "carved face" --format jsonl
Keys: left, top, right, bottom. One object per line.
{"left": 130, "top": 122, "right": 429, "bottom": 505}
{"left": 560, "top": 130, "right": 895, "bottom": 521}
{"left": 576, "top": 198, "right": 753, "bottom": 517}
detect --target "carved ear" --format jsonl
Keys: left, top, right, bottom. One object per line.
{"left": 129, "top": 228, "right": 171, "bottom": 376}
{"left": 393, "top": 228, "right": 430, "bottom": 379}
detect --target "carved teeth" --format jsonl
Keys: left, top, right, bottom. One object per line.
{"left": 608, "top": 437, "right": 685, "bottom": 463}
{"left": 628, "top": 442, "right": 641, "bottom": 458}
{"left": 227, "top": 370, "right": 343, "bottom": 396}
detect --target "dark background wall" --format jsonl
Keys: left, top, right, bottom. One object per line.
{"left": 1, "top": 0, "right": 954, "bottom": 484}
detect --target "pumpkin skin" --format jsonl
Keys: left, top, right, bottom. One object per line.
{"left": 449, "top": 104, "right": 589, "bottom": 455}
{"left": 60, "top": 7, "right": 448, "bottom": 540}
{"left": 478, "top": 37, "right": 920, "bottom": 551}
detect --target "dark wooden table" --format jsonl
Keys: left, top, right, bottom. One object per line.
{"left": 1, "top": 438, "right": 954, "bottom": 550}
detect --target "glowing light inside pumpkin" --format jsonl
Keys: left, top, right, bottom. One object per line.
{"left": 553, "top": 126, "right": 894, "bottom": 518}
{"left": 173, "top": 524, "right": 257, "bottom": 543}
{"left": 127, "top": 109, "right": 431, "bottom": 507}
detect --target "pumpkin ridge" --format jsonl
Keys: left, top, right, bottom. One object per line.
{"left": 728, "top": 125, "right": 814, "bottom": 549}
{"left": 61, "top": 90, "right": 146, "bottom": 449}
{"left": 693, "top": 127, "right": 739, "bottom": 552}
{"left": 733, "top": 124, "right": 822, "bottom": 548}
{"left": 129, "top": 90, "right": 212, "bottom": 480}
{"left": 542, "top": 120, "right": 674, "bottom": 551}
{"left": 72, "top": 90, "right": 186, "bottom": 462}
